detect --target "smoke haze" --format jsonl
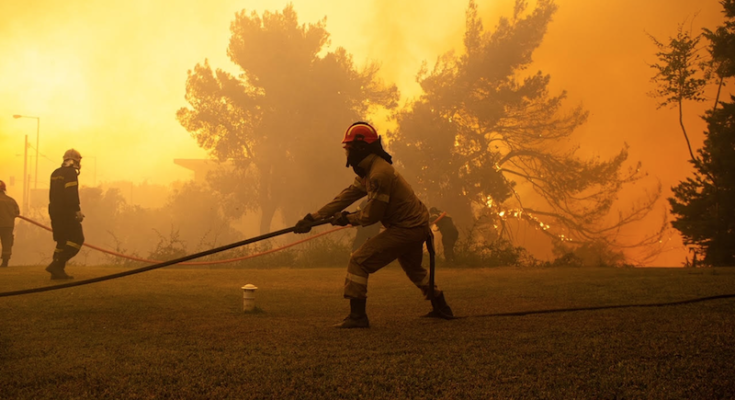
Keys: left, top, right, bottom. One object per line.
{"left": 0, "top": 0, "right": 728, "bottom": 265}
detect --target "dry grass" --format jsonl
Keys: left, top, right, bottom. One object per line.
{"left": 0, "top": 265, "right": 733, "bottom": 399}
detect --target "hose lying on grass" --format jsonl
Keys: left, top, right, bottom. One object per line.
{"left": 5, "top": 215, "right": 732, "bottom": 319}
{"left": 17, "top": 215, "right": 349, "bottom": 265}
{"left": 0, "top": 218, "right": 336, "bottom": 298}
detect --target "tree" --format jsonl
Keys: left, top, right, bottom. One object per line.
{"left": 669, "top": 100, "right": 735, "bottom": 266}
{"left": 389, "top": 0, "right": 660, "bottom": 253}
{"left": 177, "top": 5, "right": 398, "bottom": 233}
{"left": 703, "top": 0, "right": 735, "bottom": 113}
{"left": 648, "top": 23, "right": 709, "bottom": 161}
{"left": 669, "top": 0, "right": 735, "bottom": 266}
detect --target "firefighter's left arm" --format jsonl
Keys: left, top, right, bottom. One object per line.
{"left": 12, "top": 198, "right": 19, "bottom": 217}
{"left": 313, "top": 177, "right": 367, "bottom": 220}
{"left": 348, "top": 172, "right": 393, "bottom": 226}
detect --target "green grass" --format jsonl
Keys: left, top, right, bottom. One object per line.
{"left": 1, "top": 265, "right": 734, "bottom": 399}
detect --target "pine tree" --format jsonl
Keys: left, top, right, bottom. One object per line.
{"left": 669, "top": 100, "right": 735, "bottom": 266}
{"left": 669, "top": 0, "right": 735, "bottom": 266}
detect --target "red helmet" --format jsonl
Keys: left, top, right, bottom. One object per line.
{"left": 342, "top": 122, "right": 379, "bottom": 145}
{"left": 0, "top": 180, "right": 5, "bottom": 192}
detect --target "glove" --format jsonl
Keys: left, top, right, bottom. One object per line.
{"left": 294, "top": 213, "right": 316, "bottom": 233}
{"left": 331, "top": 211, "right": 351, "bottom": 227}
{"left": 75, "top": 211, "right": 85, "bottom": 222}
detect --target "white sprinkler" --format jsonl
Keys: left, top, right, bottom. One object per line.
{"left": 241, "top": 284, "right": 258, "bottom": 312}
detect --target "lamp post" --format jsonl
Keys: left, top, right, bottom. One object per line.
{"left": 22, "top": 135, "right": 28, "bottom": 214}
{"left": 13, "top": 115, "right": 40, "bottom": 190}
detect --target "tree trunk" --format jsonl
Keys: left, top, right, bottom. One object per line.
{"left": 257, "top": 163, "right": 277, "bottom": 234}
{"left": 678, "top": 99, "right": 696, "bottom": 162}
{"left": 259, "top": 201, "right": 277, "bottom": 234}
{"left": 712, "top": 74, "right": 724, "bottom": 115}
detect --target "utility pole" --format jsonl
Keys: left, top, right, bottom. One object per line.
{"left": 34, "top": 117, "right": 39, "bottom": 189}
{"left": 22, "top": 135, "right": 28, "bottom": 214}
{"left": 13, "top": 114, "right": 41, "bottom": 212}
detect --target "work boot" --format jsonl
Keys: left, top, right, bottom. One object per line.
{"left": 1, "top": 257, "right": 8, "bottom": 267}
{"left": 422, "top": 292, "right": 454, "bottom": 319}
{"left": 334, "top": 298, "right": 370, "bottom": 329}
{"left": 45, "top": 261, "right": 61, "bottom": 275}
{"left": 56, "top": 261, "right": 73, "bottom": 280}
{"left": 46, "top": 261, "right": 73, "bottom": 280}
{"left": 53, "top": 270, "right": 74, "bottom": 280}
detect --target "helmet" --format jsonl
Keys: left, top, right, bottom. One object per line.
{"left": 342, "top": 122, "right": 379, "bottom": 145}
{"left": 63, "top": 148, "right": 82, "bottom": 162}
{"left": 63, "top": 148, "right": 82, "bottom": 170}
{"left": 0, "top": 180, "right": 5, "bottom": 192}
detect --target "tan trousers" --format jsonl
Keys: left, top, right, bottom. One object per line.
{"left": 344, "top": 224, "right": 440, "bottom": 299}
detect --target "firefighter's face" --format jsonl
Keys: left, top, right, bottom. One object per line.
{"left": 343, "top": 144, "right": 351, "bottom": 159}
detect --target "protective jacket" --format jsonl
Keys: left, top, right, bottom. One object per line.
{"left": 431, "top": 212, "right": 459, "bottom": 240}
{"left": 49, "top": 165, "right": 81, "bottom": 216}
{"left": 0, "top": 193, "right": 20, "bottom": 228}
{"left": 314, "top": 154, "right": 429, "bottom": 229}
{"left": 49, "top": 164, "right": 84, "bottom": 248}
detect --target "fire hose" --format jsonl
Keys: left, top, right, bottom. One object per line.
{"left": 0, "top": 218, "right": 335, "bottom": 297}
{"left": 1, "top": 213, "right": 448, "bottom": 298}
{"left": 17, "top": 215, "right": 351, "bottom": 265}
{"left": 3, "top": 214, "right": 733, "bottom": 318}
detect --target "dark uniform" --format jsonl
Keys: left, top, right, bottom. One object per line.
{"left": 47, "top": 164, "right": 84, "bottom": 278}
{"left": 0, "top": 187, "right": 20, "bottom": 267}
{"left": 430, "top": 207, "right": 459, "bottom": 262}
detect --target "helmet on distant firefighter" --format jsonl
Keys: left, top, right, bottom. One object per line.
{"left": 342, "top": 122, "right": 379, "bottom": 145}
{"left": 63, "top": 148, "right": 82, "bottom": 170}
{"left": 0, "top": 180, "right": 5, "bottom": 193}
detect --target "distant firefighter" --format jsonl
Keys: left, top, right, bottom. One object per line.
{"left": 351, "top": 199, "right": 381, "bottom": 252}
{"left": 429, "top": 207, "right": 459, "bottom": 262}
{"left": 46, "top": 149, "right": 85, "bottom": 280}
{"left": 0, "top": 180, "right": 20, "bottom": 267}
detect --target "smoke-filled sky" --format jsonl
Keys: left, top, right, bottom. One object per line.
{"left": 0, "top": 0, "right": 728, "bottom": 264}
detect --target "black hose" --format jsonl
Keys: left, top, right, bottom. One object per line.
{"left": 0, "top": 219, "right": 333, "bottom": 298}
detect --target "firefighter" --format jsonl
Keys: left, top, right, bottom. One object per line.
{"left": 45, "top": 149, "right": 85, "bottom": 280}
{"left": 294, "top": 122, "right": 453, "bottom": 328}
{"left": 351, "top": 199, "right": 381, "bottom": 252}
{"left": 429, "top": 207, "right": 459, "bottom": 262}
{"left": 0, "top": 180, "right": 20, "bottom": 267}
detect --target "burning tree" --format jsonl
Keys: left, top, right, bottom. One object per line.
{"left": 388, "top": 0, "right": 662, "bottom": 260}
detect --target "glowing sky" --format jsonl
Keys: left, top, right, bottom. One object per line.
{"left": 0, "top": 0, "right": 727, "bottom": 265}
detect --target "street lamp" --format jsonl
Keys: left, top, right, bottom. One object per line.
{"left": 13, "top": 115, "right": 40, "bottom": 191}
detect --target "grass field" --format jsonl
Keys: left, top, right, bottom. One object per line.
{"left": 1, "top": 265, "right": 733, "bottom": 399}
